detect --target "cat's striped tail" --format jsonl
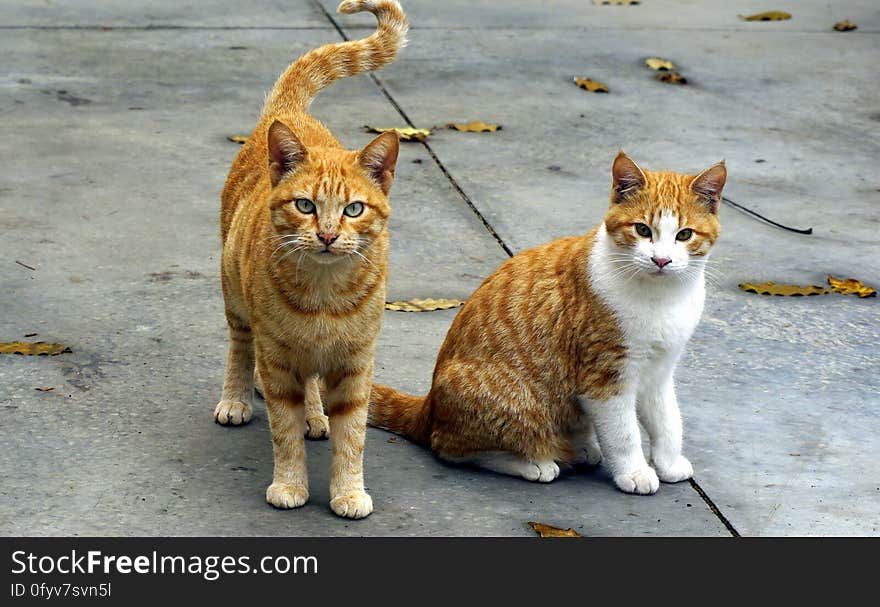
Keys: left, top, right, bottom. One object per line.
{"left": 368, "top": 384, "right": 431, "bottom": 445}
{"left": 264, "top": 0, "right": 408, "bottom": 113}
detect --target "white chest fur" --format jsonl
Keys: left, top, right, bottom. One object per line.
{"left": 588, "top": 224, "right": 706, "bottom": 383}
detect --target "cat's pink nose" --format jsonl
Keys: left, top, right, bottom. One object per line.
{"left": 652, "top": 256, "right": 671, "bottom": 269}
{"left": 318, "top": 232, "right": 338, "bottom": 246}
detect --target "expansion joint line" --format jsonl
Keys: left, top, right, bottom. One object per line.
{"left": 313, "top": 0, "right": 514, "bottom": 258}
{"left": 689, "top": 479, "right": 741, "bottom": 537}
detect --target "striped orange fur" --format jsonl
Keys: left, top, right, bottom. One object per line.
{"left": 370, "top": 152, "right": 725, "bottom": 492}
{"left": 215, "top": 0, "right": 408, "bottom": 519}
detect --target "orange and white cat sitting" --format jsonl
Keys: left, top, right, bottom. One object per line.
{"left": 370, "top": 153, "right": 725, "bottom": 494}
{"left": 214, "top": 0, "right": 408, "bottom": 519}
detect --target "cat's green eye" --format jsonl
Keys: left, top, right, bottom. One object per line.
{"left": 676, "top": 228, "right": 694, "bottom": 241}
{"left": 294, "top": 198, "right": 315, "bottom": 214}
{"left": 343, "top": 201, "right": 365, "bottom": 218}
{"left": 634, "top": 223, "right": 652, "bottom": 238}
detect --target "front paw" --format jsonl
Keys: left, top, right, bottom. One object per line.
{"left": 654, "top": 456, "right": 694, "bottom": 483}
{"left": 613, "top": 466, "right": 660, "bottom": 495}
{"left": 330, "top": 491, "right": 373, "bottom": 519}
{"left": 214, "top": 400, "right": 252, "bottom": 425}
{"left": 305, "top": 414, "right": 330, "bottom": 440}
{"left": 266, "top": 482, "right": 309, "bottom": 509}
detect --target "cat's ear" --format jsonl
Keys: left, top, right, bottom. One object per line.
{"left": 691, "top": 161, "right": 727, "bottom": 213}
{"left": 611, "top": 151, "right": 647, "bottom": 203}
{"left": 267, "top": 120, "right": 307, "bottom": 188}
{"left": 357, "top": 131, "right": 399, "bottom": 195}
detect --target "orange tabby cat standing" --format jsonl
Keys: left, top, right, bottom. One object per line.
{"left": 215, "top": 0, "right": 408, "bottom": 519}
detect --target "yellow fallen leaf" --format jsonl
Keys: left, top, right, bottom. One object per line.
{"left": 573, "top": 77, "right": 609, "bottom": 93}
{"left": 528, "top": 522, "right": 583, "bottom": 538}
{"left": 227, "top": 135, "right": 249, "bottom": 144}
{"left": 385, "top": 298, "right": 465, "bottom": 312}
{"left": 739, "top": 282, "right": 829, "bottom": 296}
{"left": 656, "top": 72, "right": 687, "bottom": 85}
{"left": 827, "top": 275, "right": 876, "bottom": 298}
{"left": 833, "top": 20, "right": 857, "bottom": 32}
{"left": 0, "top": 341, "right": 72, "bottom": 355}
{"left": 740, "top": 11, "right": 792, "bottom": 21}
{"left": 740, "top": 277, "right": 877, "bottom": 298}
{"left": 364, "top": 126, "right": 431, "bottom": 142}
{"left": 645, "top": 57, "right": 676, "bottom": 71}
{"left": 445, "top": 121, "right": 501, "bottom": 133}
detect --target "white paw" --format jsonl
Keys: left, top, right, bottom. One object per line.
{"left": 330, "top": 491, "right": 373, "bottom": 519}
{"left": 521, "top": 460, "right": 560, "bottom": 483}
{"left": 613, "top": 466, "right": 660, "bottom": 495}
{"left": 214, "top": 400, "right": 252, "bottom": 426}
{"left": 573, "top": 443, "right": 602, "bottom": 466}
{"left": 266, "top": 482, "right": 309, "bottom": 509}
{"left": 654, "top": 455, "right": 694, "bottom": 483}
{"left": 305, "top": 414, "right": 330, "bottom": 440}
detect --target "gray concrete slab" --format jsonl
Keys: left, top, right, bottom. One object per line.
{"left": 330, "top": 0, "right": 880, "bottom": 33}
{"left": 2, "top": 0, "right": 876, "bottom": 536}
{"left": 327, "top": 6, "right": 880, "bottom": 535}
{"left": 1, "top": 0, "right": 328, "bottom": 28}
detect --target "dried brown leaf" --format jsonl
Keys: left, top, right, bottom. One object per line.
{"left": 0, "top": 341, "right": 72, "bottom": 355}
{"left": 364, "top": 126, "right": 431, "bottom": 141}
{"left": 740, "top": 11, "right": 792, "bottom": 21}
{"left": 593, "top": 0, "right": 640, "bottom": 5}
{"left": 833, "top": 20, "right": 857, "bottom": 32}
{"left": 827, "top": 275, "right": 876, "bottom": 298}
{"left": 573, "top": 77, "right": 609, "bottom": 93}
{"left": 656, "top": 72, "right": 687, "bottom": 85}
{"left": 645, "top": 57, "right": 676, "bottom": 71}
{"left": 740, "top": 277, "right": 877, "bottom": 298}
{"left": 528, "top": 522, "right": 583, "bottom": 538}
{"left": 35, "top": 387, "right": 55, "bottom": 392}
{"left": 739, "top": 282, "right": 829, "bottom": 296}
{"left": 445, "top": 121, "right": 501, "bottom": 133}
{"left": 385, "top": 298, "right": 465, "bottom": 312}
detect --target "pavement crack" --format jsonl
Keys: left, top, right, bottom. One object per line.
{"left": 313, "top": 0, "right": 514, "bottom": 259}
{"left": 0, "top": 25, "right": 331, "bottom": 31}
{"left": 689, "top": 478, "right": 740, "bottom": 537}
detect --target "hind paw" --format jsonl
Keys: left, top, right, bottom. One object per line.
{"left": 522, "top": 460, "right": 560, "bottom": 483}
{"left": 305, "top": 414, "right": 330, "bottom": 440}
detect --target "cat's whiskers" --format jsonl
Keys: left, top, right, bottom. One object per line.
{"left": 595, "top": 262, "right": 641, "bottom": 284}
{"left": 352, "top": 249, "right": 376, "bottom": 270}
{"left": 269, "top": 236, "right": 305, "bottom": 260}
{"left": 274, "top": 243, "right": 308, "bottom": 269}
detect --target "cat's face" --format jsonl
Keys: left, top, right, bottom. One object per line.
{"left": 266, "top": 121, "right": 398, "bottom": 266}
{"left": 602, "top": 152, "right": 724, "bottom": 281}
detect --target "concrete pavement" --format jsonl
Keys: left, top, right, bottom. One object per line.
{"left": 1, "top": 1, "right": 878, "bottom": 536}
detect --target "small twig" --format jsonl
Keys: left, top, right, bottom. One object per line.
{"left": 722, "top": 196, "right": 812, "bottom": 235}
{"left": 15, "top": 260, "right": 36, "bottom": 271}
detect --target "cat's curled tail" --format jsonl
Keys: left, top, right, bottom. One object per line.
{"left": 264, "top": 0, "right": 408, "bottom": 113}
{"left": 369, "top": 384, "right": 431, "bottom": 444}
